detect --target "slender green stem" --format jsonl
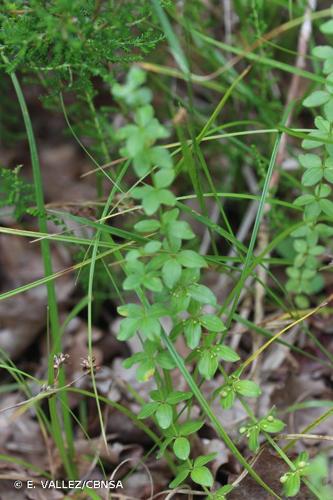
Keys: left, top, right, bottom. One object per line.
{"left": 84, "top": 161, "right": 129, "bottom": 452}
{"left": 6, "top": 62, "right": 76, "bottom": 479}
{"left": 161, "top": 331, "right": 281, "bottom": 499}
{"left": 222, "top": 104, "right": 295, "bottom": 334}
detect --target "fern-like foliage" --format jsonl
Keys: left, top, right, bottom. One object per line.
{"left": 0, "top": 0, "right": 162, "bottom": 89}
{"left": 0, "top": 165, "right": 34, "bottom": 219}
{"left": 0, "top": 1, "right": 165, "bottom": 186}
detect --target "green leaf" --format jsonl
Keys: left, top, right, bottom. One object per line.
{"left": 260, "top": 417, "right": 285, "bottom": 433}
{"left": 136, "top": 360, "right": 155, "bottom": 382}
{"left": 307, "top": 455, "right": 328, "bottom": 483}
{"left": 326, "top": 72, "right": 333, "bottom": 93}
{"left": 128, "top": 67, "right": 147, "bottom": 86}
{"left": 317, "top": 223, "right": 333, "bottom": 236}
{"left": 156, "top": 403, "right": 173, "bottom": 429}
{"left": 117, "top": 303, "right": 142, "bottom": 317}
{"left": 282, "top": 472, "right": 301, "bottom": 497}
{"left": 134, "top": 219, "right": 160, "bottom": 232}
{"left": 189, "top": 284, "right": 217, "bottom": 305}
{"left": 194, "top": 453, "right": 217, "bottom": 467}
{"left": 131, "top": 153, "right": 150, "bottom": 176}
{"left": 298, "top": 154, "right": 321, "bottom": 168}
{"left": 302, "top": 132, "right": 325, "bottom": 149}
{"left": 118, "top": 318, "right": 139, "bottom": 340}
{"left": 171, "top": 289, "right": 191, "bottom": 313}
{"left": 319, "top": 198, "right": 333, "bottom": 216}
{"left": 137, "top": 316, "right": 161, "bottom": 340}
{"left": 303, "top": 91, "right": 330, "bottom": 107}
{"left": 178, "top": 250, "right": 207, "bottom": 268}
{"left": 295, "top": 295, "right": 309, "bottom": 309}
{"left": 123, "top": 273, "right": 141, "bottom": 290}
{"left": 162, "top": 258, "right": 182, "bottom": 288}
{"left": 214, "top": 485, "right": 234, "bottom": 498}
{"left": 286, "top": 279, "right": 299, "bottom": 293}
{"left": 200, "top": 314, "right": 226, "bottom": 332}
{"left": 184, "top": 320, "right": 202, "bottom": 349}
{"left": 324, "top": 167, "right": 333, "bottom": 182}
{"left": 198, "top": 350, "right": 218, "bottom": 379}
{"left": 324, "top": 58, "right": 333, "bottom": 75}
{"left": 315, "top": 116, "right": 330, "bottom": 132}
{"left": 138, "top": 402, "right": 159, "bottom": 419}
{"left": 218, "top": 345, "right": 240, "bottom": 362}
{"left": 320, "top": 20, "right": 333, "bottom": 34}
{"left": 135, "top": 105, "right": 154, "bottom": 126}
{"left": 190, "top": 466, "right": 214, "bottom": 487}
{"left": 294, "top": 194, "right": 314, "bottom": 206}
{"left": 312, "top": 45, "right": 333, "bottom": 59}
{"left": 122, "top": 352, "right": 145, "bottom": 368}
{"left": 157, "top": 189, "right": 176, "bottom": 207}
{"left": 248, "top": 426, "right": 260, "bottom": 452}
{"left": 153, "top": 169, "right": 175, "bottom": 188}
{"left": 166, "top": 391, "right": 192, "bottom": 404}
{"left": 173, "top": 437, "right": 190, "bottom": 460}
{"left": 150, "top": 389, "right": 162, "bottom": 401}
{"left": 220, "top": 387, "right": 235, "bottom": 409}
{"left": 304, "top": 201, "right": 321, "bottom": 219}
{"left": 169, "top": 468, "right": 190, "bottom": 488}
{"left": 309, "top": 245, "right": 325, "bottom": 256}
{"left": 126, "top": 259, "right": 145, "bottom": 273}
{"left": 302, "top": 268, "right": 316, "bottom": 278}
{"left": 150, "top": 303, "right": 168, "bottom": 319}
{"left": 144, "top": 241, "right": 162, "bottom": 253}
{"left": 293, "top": 239, "right": 307, "bottom": 253}
{"left": 291, "top": 225, "right": 309, "bottom": 237}
{"left": 316, "top": 183, "right": 331, "bottom": 198}
{"left": 179, "top": 420, "right": 204, "bottom": 436}
{"left": 234, "top": 380, "right": 261, "bottom": 398}
{"left": 150, "top": 146, "right": 173, "bottom": 169}
{"left": 142, "top": 275, "right": 163, "bottom": 292}
{"left": 301, "top": 167, "right": 323, "bottom": 186}
{"left": 125, "top": 249, "right": 140, "bottom": 261}
{"left": 156, "top": 351, "right": 176, "bottom": 369}
{"left": 142, "top": 191, "right": 160, "bottom": 215}
{"left": 324, "top": 97, "right": 333, "bottom": 120}
{"left": 286, "top": 268, "right": 299, "bottom": 279}
{"left": 169, "top": 220, "right": 195, "bottom": 240}
{"left": 126, "top": 130, "right": 146, "bottom": 156}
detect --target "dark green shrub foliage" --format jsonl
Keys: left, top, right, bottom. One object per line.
{"left": 0, "top": 166, "right": 34, "bottom": 219}
{"left": 0, "top": 0, "right": 162, "bottom": 89}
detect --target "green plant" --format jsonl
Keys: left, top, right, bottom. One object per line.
{"left": 239, "top": 411, "right": 285, "bottom": 452}
{"left": 286, "top": 18, "right": 333, "bottom": 308}
{"left": 1, "top": 2, "right": 333, "bottom": 498}
{"left": 279, "top": 451, "right": 333, "bottom": 498}
{"left": 0, "top": 165, "right": 34, "bottom": 219}
{"left": 0, "top": 1, "right": 162, "bottom": 197}
{"left": 306, "top": 454, "right": 333, "bottom": 500}
{"left": 206, "top": 484, "right": 234, "bottom": 500}
{"left": 280, "top": 452, "right": 311, "bottom": 497}
{"left": 112, "top": 67, "right": 283, "bottom": 494}
{"left": 0, "top": 0, "right": 161, "bottom": 88}
{"left": 0, "top": 0, "right": 163, "bottom": 483}
{"left": 169, "top": 452, "right": 216, "bottom": 489}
